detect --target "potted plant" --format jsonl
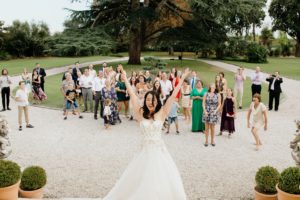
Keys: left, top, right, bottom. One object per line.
{"left": 254, "top": 166, "right": 280, "bottom": 200}
{"left": 277, "top": 167, "right": 300, "bottom": 200}
{"left": 19, "top": 166, "right": 47, "bottom": 198}
{"left": 0, "top": 160, "right": 21, "bottom": 200}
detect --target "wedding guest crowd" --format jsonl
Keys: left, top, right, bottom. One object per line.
{"left": 0, "top": 59, "right": 283, "bottom": 151}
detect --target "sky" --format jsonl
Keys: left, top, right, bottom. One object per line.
{"left": 0, "top": 0, "right": 90, "bottom": 34}
{"left": 0, "top": 0, "right": 273, "bottom": 35}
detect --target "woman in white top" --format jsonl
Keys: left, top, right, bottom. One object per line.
{"left": 247, "top": 93, "right": 268, "bottom": 151}
{"left": 21, "top": 68, "right": 31, "bottom": 94}
{"left": 0, "top": 69, "right": 12, "bottom": 111}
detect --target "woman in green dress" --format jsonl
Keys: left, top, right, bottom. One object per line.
{"left": 116, "top": 76, "right": 129, "bottom": 117}
{"left": 190, "top": 80, "right": 207, "bottom": 132}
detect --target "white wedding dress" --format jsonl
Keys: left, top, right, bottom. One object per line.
{"left": 103, "top": 119, "right": 187, "bottom": 200}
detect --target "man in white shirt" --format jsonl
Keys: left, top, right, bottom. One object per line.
{"left": 88, "top": 64, "right": 97, "bottom": 79}
{"left": 15, "top": 81, "right": 34, "bottom": 131}
{"left": 251, "top": 66, "right": 264, "bottom": 96}
{"left": 160, "top": 72, "right": 173, "bottom": 104}
{"left": 80, "top": 69, "right": 94, "bottom": 112}
{"left": 93, "top": 71, "right": 106, "bottom": 119}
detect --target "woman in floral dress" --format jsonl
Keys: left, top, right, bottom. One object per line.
{"left": 102, "top": 79, "right": 119, "bottom": 125}
{"left": 203, "top": 83, "right": 221, "bottom": 147}
{"left": 32, "top": 69, "right": 47, "bottom": 103}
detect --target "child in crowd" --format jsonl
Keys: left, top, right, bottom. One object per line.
{"left": 104, "top": 99, "right": 112, "bottom": 129}
{"left": 64, "top": 85, "right": 83, "bottom": 120}
{"left": 166, "top": 99, "right": 180, "bottom": 134}
{"left": 15, "top": 81, "right": 34, "bottom": 131}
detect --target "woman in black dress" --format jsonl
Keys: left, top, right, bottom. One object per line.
{"left": 219, "top": 88, "right": 236, "bottom": 137}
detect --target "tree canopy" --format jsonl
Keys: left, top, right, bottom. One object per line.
{"left": 269, "top": 0, "right": 300, "bottom": 56}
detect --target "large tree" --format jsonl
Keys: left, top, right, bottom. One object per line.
{"left": 269, "top": 0, "right": 300, "bottom": 57}
{"left": 70, "top": 0, "right": 191, "bottom": 64}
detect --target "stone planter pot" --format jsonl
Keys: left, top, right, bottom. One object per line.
{"left": 19, "top": 187, "right": 44, "bottom": 198}
{"left": 254, "top": 186, "right": 277, "bottom": 200}
{"left": 276, "top": 184, "right": 300, "bottom": 200}
{"left": 0, "top": 180, "right": 20, "bottom": 200}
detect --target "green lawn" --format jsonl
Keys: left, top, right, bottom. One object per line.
{"left": 223, "top": 57, "right": 300, "bottom": 80}
{"left": 38, "top": 59, "right": 268, "bottom": 110}
{"left": 0, "top": 55, "right": 115, "bottom": 76}
{"left": 0, "top": 52, "right": 197, "bottom": 76}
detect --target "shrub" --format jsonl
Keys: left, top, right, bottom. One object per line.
{"left": 278, "top": 167, "right": 300, "bottom": 194}
{"left": 0, "top": 51, "right": 11, "bottom": 60}
{"left": 246, "top": 43, "right": 268, "bottom": 63}
{"left": 255, "top": 166, "right": 280, "bottom": 194}
{"left": 0, "top": 160, "right": 21, "bottom": 188}
{"left": 274, "top": 48, "right": 281, "bottom": 57}
{"left": 20, "top": 166, "right": 47, "bottom": 191}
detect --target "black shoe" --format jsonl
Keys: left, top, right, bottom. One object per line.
{"left": 83, "top": 110, "right": 87, "bottom": 113}
{"left": 26, "top": 124, "right": 34, "bottom": 128}
{"left": 211, "top": 143, "right": 216, "bottom": 147}
{"left": 204, "top": 143, "right": 208, "bottom": 147}
{"left": 176, "top": 131, "right": 180, "bottom": 134}
{"left": 19, "top": 126, "right": 22, "bottom": 131}
{"left": 64, "top": 116, "right": 67, "bottom": 120}
{"left": 269, "top": 108, "right": 272, "bottom": 111}
{"left": 117, "top": 117, "right": 122, "bottom": 123}
{"left": 111, "top": 122, "right": 116, "bottom": 125}
{"left": 238, "top": 106, "right": 242, "bottom": 109}
{"left": 275, "top": 109, "right": 278, "bottom": 112}
{"left": 129, "top": 116, "right": 133, "bottom": 120}
{"left": 7, "top": 107, "right": 11, "bottom": 111}
{"left": 1, "top": 108, "right": 6, "bottom": 112}
{"left": 94, "top": 115, "right": 98, "bottom": 120}
{"left": 79, "top": 116, "right": 83, "bottom": 119}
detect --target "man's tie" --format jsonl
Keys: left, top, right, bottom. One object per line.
{"left": 192, "top": 78, "right": 195, "bottom": 89}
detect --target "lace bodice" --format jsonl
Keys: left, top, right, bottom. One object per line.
{"left": 140, "top": 120, "right": 166, "bottom": 149}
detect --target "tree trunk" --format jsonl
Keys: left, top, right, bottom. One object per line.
{"left": 128, "top": 0, "right": 141, "bottom": 65}
{"left": 252, "top": 23, "right": 256, "bottom": 42}
{"left": 295, "top": 40, "right": 300, "bottom": 57}
{"left": 169, "top": 47, "right": 174, "bottom": 56}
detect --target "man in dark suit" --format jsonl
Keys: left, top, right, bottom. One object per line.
{"left": 33, "top": 63, "right": 46, "bottom": 92}
{"left": 266, "top": 71, "right": 283, "bottom": 111}
{"left": 72, "top": 62, "right": 81, "bottom": 83}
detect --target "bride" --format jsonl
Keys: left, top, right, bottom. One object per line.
{"left": 102, "top": 68, "right": 190, "bottom": 200}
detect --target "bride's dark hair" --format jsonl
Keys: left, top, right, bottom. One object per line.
{"left": 142, "top": 91, "right": 162, "bottom": 119}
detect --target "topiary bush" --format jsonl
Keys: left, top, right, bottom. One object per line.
{"left": 0, "top": 160, "right": 21, "bottom": 188}
{"left": 20, "top": 166, "right": 47, "bottom": 191}
{"left": 278, "top": 167, "right": 300, "bottom": 194}
{"left": 246, "top": 43, "right": 268, "bottom": 63}
{"left": 255, "top": 166, "right": 280, "bottom": 194}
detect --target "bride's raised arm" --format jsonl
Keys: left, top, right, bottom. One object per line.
{"left": 121, "top": 71, "right": 143, "bottom": 121}
{"left": 162, "top": 68, "right": 190, "bottom": 119}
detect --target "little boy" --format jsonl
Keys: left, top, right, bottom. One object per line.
{"left": 166, "top": 100, "right": 180, "bottom": 134}
{"left": 15, "top": 81, "right": 34, "bottom": 131}
{"left": 103, "top": 99, "right": 112, "bottom": 129}
{"left": 64, "top": 84, "right": 83, "bottom": 120}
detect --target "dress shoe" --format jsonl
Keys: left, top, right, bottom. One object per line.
{"left": 94, "top": 115, "right": 98, "bottom": 120}
{"left": 26, "top": 124, "right": 34, "bottom": 128}
{"left": 7, "top": 107, "right": 11, "bottom": 110}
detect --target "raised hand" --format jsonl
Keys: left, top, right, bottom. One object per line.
{"left": 182, "top": 68, "right": 190, "bottom": 79}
